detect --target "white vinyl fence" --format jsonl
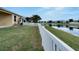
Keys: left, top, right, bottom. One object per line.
{"left": 38, "top": 24, "right": 75, "bottom": 51}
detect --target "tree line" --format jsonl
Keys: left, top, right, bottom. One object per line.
{"left": 25, "top": 15, "right": 41, "bottom": 23}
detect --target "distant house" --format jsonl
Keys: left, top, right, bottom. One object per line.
{"left": 69, "top": 22, "right": 79, "bottom": 25}
{"left": 0, "top": 8, "right": 25, "bottom": 27}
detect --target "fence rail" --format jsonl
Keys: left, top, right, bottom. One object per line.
{"left": 38, "top": 24, "right": 74, "bottom": 51}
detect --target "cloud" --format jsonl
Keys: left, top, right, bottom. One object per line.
{"left": 41, "top": 7, "right": 52, "bottom": 9}
{"left": 35, "top": 7, "right": 52, "bottom": 13}
{"left": 54, "top": 7, "right": 65, "bottom": 10}
{"left": 36, "top": 7, "right": 65, "bottom": 15}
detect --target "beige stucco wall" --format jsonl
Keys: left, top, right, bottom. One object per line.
{"left": 14, "top": 15, "right": 21, "bottom": 24}
{"left": 0, "top": 10, "right": 22, "bottom": 27}
{"left": 0, "top": 12, "right": 13, "bottom": 26}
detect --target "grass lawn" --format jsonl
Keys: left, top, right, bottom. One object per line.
{"left": 45, "top": 26, "right": 79, "bottom": 51}
{"left": 0, "top": 26, "right": 43, "bottom": 51}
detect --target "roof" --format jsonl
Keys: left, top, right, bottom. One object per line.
{"left": 0, "top": 7, "right": 23, "bottom": 17}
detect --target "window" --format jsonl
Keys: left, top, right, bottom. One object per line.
{"left": 55, "top": 44, "right": 57, "bottom": 51}
{"left": 52, "top": 40, "right": 54, "bottom": 50}
{"left": 14, "top": 16, "right": 16, "bottom": 22}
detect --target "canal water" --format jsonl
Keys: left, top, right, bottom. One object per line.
{"left": 52, "top": 25, "right": 79, "bottom": 37}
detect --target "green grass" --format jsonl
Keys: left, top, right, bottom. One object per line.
{"left": 0, "top": 26, "right": 43, "bottom": 51}
{"left": 45, "top": 26, "right": 79, "bottom": 51}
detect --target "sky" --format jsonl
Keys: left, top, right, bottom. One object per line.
{"left": 4, "top": 7, "right": 79, "bottom": 21}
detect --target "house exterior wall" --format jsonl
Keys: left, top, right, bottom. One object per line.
{"left": 13, "top": 15, "right": 21, "bottom": 25}
{"left": 0, "top": 13, "right": 13, "bottom": 26}
{"left": 0, "top": 9, "right": 22, "bottom": 27}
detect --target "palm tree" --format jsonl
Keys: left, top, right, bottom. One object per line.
{"left": 66, "top": 21, "right": 69, "bottom": 23}
{"left": 31, "top": 15, "right": 41, "bottom": 23}
{"left": 48, "top": 20, "right": 53, "bottom": 23}
{"left": 77, "top": 20, "right": 79, "bottom": 22}
{"left": 69, "top": 19, "right": 74, "bottom": 22}
{"left": 48, "top": 20, "right": 53, "bottom": 27}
